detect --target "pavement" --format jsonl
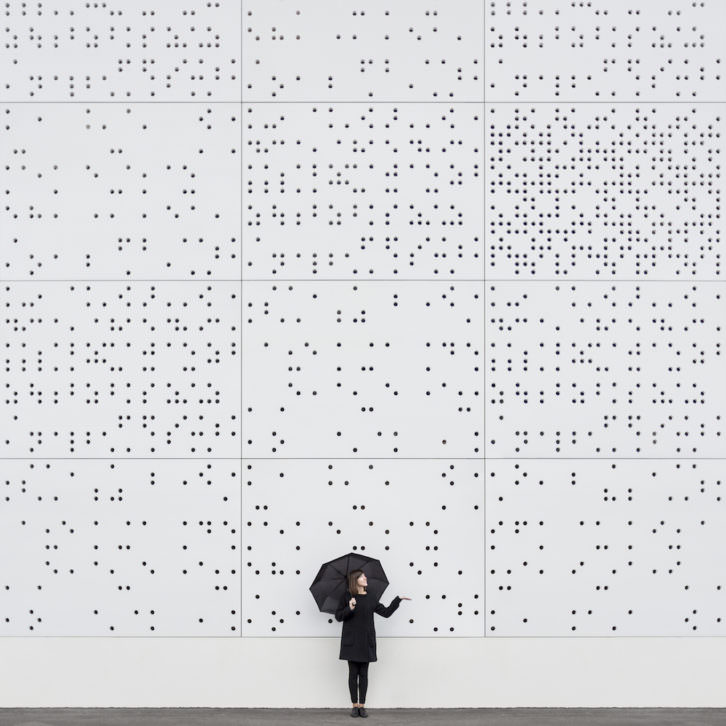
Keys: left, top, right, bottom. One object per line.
{"left": 1, "top": 709, "right": 725, "bottom": 726}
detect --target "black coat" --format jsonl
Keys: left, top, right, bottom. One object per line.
{"left": 335, "top": 589, "right": 402, "bottom": 663}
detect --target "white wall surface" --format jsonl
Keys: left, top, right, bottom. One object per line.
{"left": 0, "top": 637, "right": 725, "bottom": 707}
{"left": 2, "top": 0, "right": 726, "bottom": 708}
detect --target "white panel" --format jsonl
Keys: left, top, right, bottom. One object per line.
{"left": 0, "top": 1, "right": 241, "bottom": 101}
{"left": 0, "top": 460, "right": 240, "bottom": 636}
{"left": 0, "top": 282, "right": 240, "bottom": 458}
{"left": 242, "top": 102, "right": 483, "bottom": 279}
{"left": 486, "top": 281, "right": 725, "bottom": 457}
{"left": 486, "top": 0, "right": 726, "bottom": 101}
{"left": 242, "top": 281, "right": 484, "bottom": 458}
{"left": 242, "top": 460, "right": 484, "bottom": 636}
{"left": 487, "top": 459, "right": 726, "bottom": 636}
{"left": 243, "top": 0, "right": 484, "bottom": 102}
{"left": 486, "top": 104, "right": 725, "bottom": 280}
{"left": 0, "top": 103, "right": 240, "bottom": 280}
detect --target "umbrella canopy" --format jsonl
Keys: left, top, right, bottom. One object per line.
{"left": 310, "top": 552, "right": 389, "bottom": 614}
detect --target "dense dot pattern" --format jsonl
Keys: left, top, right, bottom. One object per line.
{"left": 1, "top": 1, "right": 724, "bottom": 637}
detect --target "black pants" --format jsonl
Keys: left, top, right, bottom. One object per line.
{"left": 347, "top": 660, "right": 369, "bottom": 704}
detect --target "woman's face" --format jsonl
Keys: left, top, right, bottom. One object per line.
{"left": 357, "top": 573, "right": 367, "bottom": 588}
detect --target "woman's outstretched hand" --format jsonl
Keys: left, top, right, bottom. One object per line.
{"left": 349, "top": 596, "right": 411, "bottom": 609}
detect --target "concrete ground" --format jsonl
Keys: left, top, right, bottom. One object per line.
{"left": 1, "top": 709, "right": 725, "bottom": 726}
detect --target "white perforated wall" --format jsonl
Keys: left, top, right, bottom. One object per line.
{"left": 1, "top": 0, "right": 726, "bottom": 707}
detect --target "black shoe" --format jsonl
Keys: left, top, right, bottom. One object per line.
{"left": 350, "top": 706, "right": 360, "bottom": 717}
{"left": 358, "top": 707, "right": 368, "bottom": 718}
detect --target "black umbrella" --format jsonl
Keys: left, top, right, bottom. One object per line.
{"left": 310, "top": 552, "right": 389, "bottom": 614}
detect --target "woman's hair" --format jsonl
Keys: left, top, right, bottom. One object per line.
{"left": 348, "top": 569, "right": 365, "bottom": 595}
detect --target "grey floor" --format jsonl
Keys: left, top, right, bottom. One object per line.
{"left": 1, "top": 709, "right": 725, "bottom": 726}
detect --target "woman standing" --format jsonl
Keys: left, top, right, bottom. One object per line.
{"left": 335, "top": 569, "right": 411, "bottom": 718}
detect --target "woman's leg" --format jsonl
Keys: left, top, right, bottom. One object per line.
{"left": 358, "top": 662, "right": 369, "bottom": 705}
{"left": 347, "top": 661, "right": 361, "bottom": 706}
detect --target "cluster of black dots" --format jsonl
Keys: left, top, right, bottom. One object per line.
{"left": 486, "top": 104, "right": 722, "bottom": 278}
{"left": 487, "top": 0, "right": 724, "bottom": 99}
{"left": 1, "top": 461, "right": 240, "bottom": 634}
{"left": 486, "top": 460, "right": 725, "bottom": 634}
{"left": 2, "top": 2, "right": 238, "bottom": 99}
